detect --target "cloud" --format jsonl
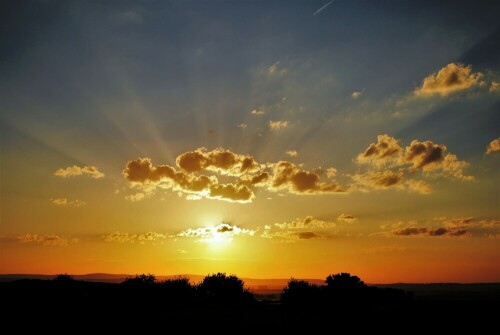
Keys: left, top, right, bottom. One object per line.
{"left": 405, "top": 179, "right": 432, "bottom": 194}
{"left": 176, "top": 148, "right": 259, "bottom": 176}
{"left": 125, "top": 193, "right": 146, "bottom": 202}
{"left": 208, "top": 183, "right": 255, "bottom": 203}
{"left": 285, "top": 150, "right": 298, "bottom": 157}
{"left": 262, "top": 215, "right": 341, "bottom": 242}
{"left": 268, "top": 61, "right": 287, "bottom": 76}
{"left": 103, "top": 232, "right": 168, "bottom": 243}
{"left": 275, "top": 216, "right": 335, "bottom": 230}
{"left": 269, "top": 120, "right": 289, "bottom": 130}
{"left": 51, "top": 198, "right": 86, "bottom": 206}
{"left": 404, "top": 140, "right": 446, "bottom": 170}
{"left": 326, "top": 167, "right": 337, "bottom": 179}
{"left": 489, "top": 81, "right": 500, "bottom": 93}
{"left": 393, "top": 227, "right": 468, "bottom": 237}
{"left": 123, "top": 157, "right": 215, "bottom": 193}
{"left": 54, "top": 165, "right": 104, "bottom": 179}
{"left": 356, "top": 134, "right": 403, "bottom": 167}
{"left": 351, "top": 170, "right": 404, "bottom": 190}
{"left": 351, "top": 91, "right": 363, "bottom": 98}
{"left": 271, "top": 161, "right": 345, "bottom": 194}
{"left": 338, "top": 214, "right": 357, "bottom": 223}
{"left": 178, "top": 223, "right": 255, "bottom": 244}
{"left": 251, "top": 109, "right": 265, "bottom": 116}
{"left": 355, "top": 135, "right": 473, "bottom": 183}
{"left": 17, "top": 234, "right": 77, "bottom": 246}
{"left": 414, "top": 63, "right": 483, "bottom": 97}
{"left": 296, "top": 232, "right": 321, "bottom": 239}
{"left": 237, "top": 123, "right": 247, "bottom": 129}
{"left": 123, "top": 148, "right": 347, "bottom": 203}
{"left": 486, "top": 138, "right": 500, "bottom": 154}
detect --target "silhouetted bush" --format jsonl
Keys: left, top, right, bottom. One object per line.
{"left": 197, "top": 273, "right": 255, "bottom": 306}
{"left": 281, "top": 278, "right": 322, "bottom": 307}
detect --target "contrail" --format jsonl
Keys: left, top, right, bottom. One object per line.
{"left": 313, "top": 0, "right": 334, "bottom": 16}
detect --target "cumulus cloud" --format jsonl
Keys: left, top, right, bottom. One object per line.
{"left": 54, "top": 165, "right": 104, "bottom": 179}
{"left": 486, "top": 138, "right": 500, "bottom": 155}
{"left": 355, "top": 135, "right": 473, "bottom": 186}
{"left": 269, "top": 120, "right": 289, "bottom": 130}
{"left": 17, "top": 234, "right": 77, "bottom": 246}
{"left": 176, "top": 148, "right": 259, "bottom": 176}
{"left": 271, "top": 161, "right": 345, "bottom": 194}
{"left": 251, "top": 109, "right": 265, "bottom": 116}
{"left": 414, "top": 63, "right": 483, "bottom": 97}
{"left": 208, "top": 183, "right": 254, "bottom": 203}
{"left": 178, "top": 223, "right": 255, "bottom": 243}
{"left": 103, "top": 232, "right": 168, "bottom": 243}
{"left": 51, "top": 198, "right": 86, "bottom": 206}
{"left": 123, "top": 147, "right": 348, "bottom": 203}
{"left": 285, "top": 150, "right": 298, "bottom": 158}
{"left": 356, "top": 134, "right": 402, "bottom": 167}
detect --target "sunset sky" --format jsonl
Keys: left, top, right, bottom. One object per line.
{"left": 1, "top": 0, "right": 499, "bottom": 283}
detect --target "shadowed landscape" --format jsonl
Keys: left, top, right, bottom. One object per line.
{"left": 2, "top": 272, "right": 498, "bottom": 330}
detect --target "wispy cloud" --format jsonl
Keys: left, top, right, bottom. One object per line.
{"left": 178, "top": 223, "right": 255, "bottom": 244}
{"left": 51, "top": 198, "right": 86, "bottom": 207}
{"left": 54, "top": 165, "right": 104, "bottom": 179}
{"left": 269, "top": 120, "right": 289, "bottom": 130}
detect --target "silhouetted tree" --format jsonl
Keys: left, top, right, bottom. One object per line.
{"left": 197, "top": 273, "right": 254, "bottom": 305}
{"left": 325, "top": 273, "right": 366, "bottom": 290}
{"left": 121, "top": 274, "right": 156, "bottom": 288}
{"left": 281, "top": 278, "right": 322, "bottom": 307}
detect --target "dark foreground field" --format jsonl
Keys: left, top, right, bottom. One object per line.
{"left": 1, "top": 273, "right": 498, "bottom": 331}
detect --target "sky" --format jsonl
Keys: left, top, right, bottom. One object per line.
{"left": 0, "top": 0, "right": 499, "bottom": 283}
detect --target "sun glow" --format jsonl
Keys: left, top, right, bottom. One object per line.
{"left": 177, "top": 223, "right": 255, "bottom": 246}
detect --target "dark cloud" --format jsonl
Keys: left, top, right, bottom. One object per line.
{"left": 393, "top": 227, "right": 468, "bottom": 237}
{"left": 356, "top": 134, "right": 402, "bottom": 166}
{"left": 271, "top": 161, "right": 345, "bottom": 194}
{"left": 176, "top": 148, "right": 259, "bottom": 175}
{"left": 296, "top": 232, "right": 321, "bottom": 240}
